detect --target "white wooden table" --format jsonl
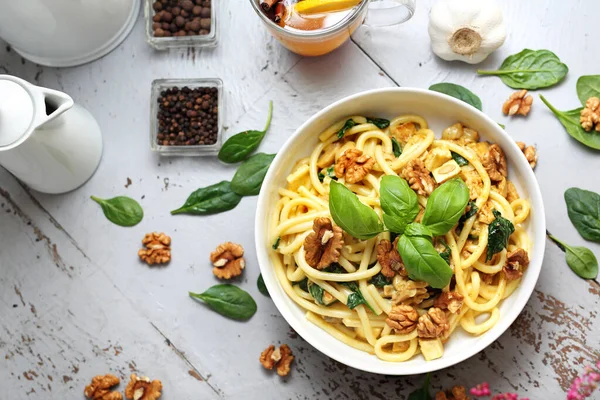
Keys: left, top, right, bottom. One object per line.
{"left": 1, "top": 1, "right": 599, "bottom": 399}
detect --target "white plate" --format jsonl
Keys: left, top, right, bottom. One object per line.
{"left": 255, "top": 88, "right": 545, "bottom": 375}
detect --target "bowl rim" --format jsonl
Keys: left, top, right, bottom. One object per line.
{"left": 254, "top": 87, "right": 546, "bottom": 375}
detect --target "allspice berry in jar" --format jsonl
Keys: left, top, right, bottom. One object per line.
{"left": 156, "top": 86, "right": 219, "bottom": 146}
{"left": 151, "top": 0, "right": 212, "bottom": 37}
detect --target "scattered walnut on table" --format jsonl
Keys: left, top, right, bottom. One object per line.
{"left": 401, "top": 159, "right": 436, "bottom": 196}
{"left": 260, "top": 344, "right": 294, "bottom": 377}
{"left": 516, "top": 141, "right": 537, "bottom": 169}
{"left": 138, "top": 232, "right": 171, "bottom": 265}
{"left": 334, "top": 148, "right": 375, "bottom": 184}
{"left": 503, "top": 248, "right": 530, "bottom": 281}
{"left": 417, "top": 307, "right": 449, "bottom": 339}
{"left": 580, "top": 96, "right": 600, "bottom": 132}
{"left": 304, "top": 217, "right": 343, "bottom": 270}
{"left": 435, "top": 385, "right": 470, "bottom": 400}
{"left": 210, "top": 242, "right": 245, "bottom": 279}
{"left": 502, "top": 89, "right": 533, "bottom": 116}
{"left": 376, "top": 237, "right": 406, "bottom": 278}
{"left": 386, "top": 305, "right": 419, "bottom": 334}
{"left": 482, "top": 144, "right": 507, "bottom": 182}
{"left": 84, "top": 374, "right": 122, "bottom": 400}
{"left": 124, "top": 374, "right": 162, "bottom": 400}
{"left": 433, "top": 291, "right": 464, "bottom": 314}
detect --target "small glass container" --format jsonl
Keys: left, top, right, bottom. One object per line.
{"left": 145, "top": 0, "right": 218, "bottom": 49}
{"left": 150, "top": 78, "right": 223, "bottom": 156}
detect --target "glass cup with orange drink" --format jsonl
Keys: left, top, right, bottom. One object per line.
{"left": 250, "top": 0, "right": 415, "bottom": 56}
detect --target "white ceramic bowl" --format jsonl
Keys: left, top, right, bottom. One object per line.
{"left": 255, "top": 88, "right": 545, "bottom": 375}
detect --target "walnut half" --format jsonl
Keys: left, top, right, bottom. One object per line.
{"left": 260, "top": 344, "right": 294, "bottom": 377}
{"left": 386, "top": 305, "right": 418, "bottom": 334}
{"left": 516, "top": 141, "right": 537, "bottom": 169}
{"left": 435, "top": 386, "right": 470, "bottom": 400}
{"left": 503, "top": 248, "right": 529, "bottom": 281}
{"left": 334, "top": 149, "right": 375, "bottom": 184}
{"left": 482, "top": 144, "right": 507, "bottom": 182}
{"left": 433, "top": 291, "right": 464, "bottom": 314}
{"left": 580, "top": 96, "right": 600, "bottom": 132}
{"left": 124, "top": 374, "right": 162, "bottom": 400}
{"left": 138, "top": 232, "right": 171, "bottom": 265}
{"left": 417, "top": 307, "right": 449, "bottom": 338}
{"left": 376, "top": 237, "right": 406, "bottom": 278}
{"left": 210, "top": 242, "right": 245, "bottom": 279}
{"left": 502, "top": 89, "right": 533, "bottom": 116}
{"left": 84, "top": 374, "right": 122, "bottom": 400}
{"left": 402, "top": 159, "right": 436, "bottom": 196}
{"left": 304, "top": 217, "right": 343, "bottom": 269}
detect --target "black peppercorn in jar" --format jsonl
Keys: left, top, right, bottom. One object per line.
{"left": 150, "top": 78, "right": 222, "bottom": 156}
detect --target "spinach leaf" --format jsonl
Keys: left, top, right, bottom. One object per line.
{"left": 451, "top": 151, "right": 469, "bottom": 166}
{"left": 366, "top": 117, "right": 390, "bottom": 129}
{"left": 429, "top": 83, "right": 482, "bottom": 111}
{"left": 337, "top": 119, "right": 357, "bottom": 139}
{"left": 391, "top": 137, "right": 402, "bottom": 157}
{"left": 257, "top": 274, "right": 270, "bottom": 297}
{"left": 307, "top": 281, "right": 326, "bottom": 305}
{"left": 477, "top": 49, "right": 568, "bottom": 89}
{"left": 369, "top": 272, "right": 391, "bottom": 288}
{"left": 346, "top": 292, "right": 367, "bottom": 309}
{"left": 498, "top": 123, "right": 506, "bottom": 129}
{"left": 90, "top": 196, "right": 144, "bottom": 227}
{"left": 380, "top": 175, "right": 420, "bottom": 234}
{"left": 272, "top": 237, "right": 281, "bottom": 250}
{"left": 422, "top": 178, "right": 470, "bottom": 236}
{"left": 189, "top": 284, "right": 257, "bottom": 320}
{"left": 230, "top": 153, "right": 275, "bottom": 196}
{"left": 564, "top": 187, "right": 600, "bottom": 242}
{"left": 577, "top": 75, "right": 600, "bottom": 105}
{"left": 318, "top": 166, "right": 337, "bottom": 182}
{"left": 438, "top": 240, "right": 451, "bottom": 265}
{"left": 171, "top": 181, "right": 242, "bottom": 215}
{"left": 398, "top": 223, "right": 452, "bottom": 289}
{"left": 329, "top": 181, "right": 384, "bottom": 239}
{"left": 540, "top": 95, "right": 600, "bottom": 150}
{"left": 548, "top": 235, "right": 598, "bottom": 279}
{"left": 324, "top": 263, "right": 345, "bottom": 274}
{"left": 218, "top": 101, "right": 273, "bottom": 163}
{"left": 296, "top": 278, "right": 308, "bottom": 292}
{"left": 486, "top": 210, "right": 515, "bottom": 261}
{"left": 457, "top": 201, "right": 478, "bottom": 232}
{"left": 407, "top": 373, "right": 432, "bottom": 400}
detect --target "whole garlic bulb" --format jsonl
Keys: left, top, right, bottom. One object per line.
{"left": 428, "top": 0, "right": 506, "bottom": 64}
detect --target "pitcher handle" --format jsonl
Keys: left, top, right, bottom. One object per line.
{"left": 363, "top": 0, "right": 416, "bottom": 27}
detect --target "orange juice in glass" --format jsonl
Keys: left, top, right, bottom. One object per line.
{"left": 250, "top": 0, "right": 415, "bottom": 56}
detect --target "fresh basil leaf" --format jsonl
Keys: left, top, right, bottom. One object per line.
{"left": 90, "top": 195, "right": 144, "bottom": 227}
{"left": 451, "top": 151, "right": 469, "bottom": 166}
{"left": 407, "top": 373, "right": 432, "bottom": 400}
{"left": 171, "top": 181, "right": 242, "bottom": 215}
{"left": 218, "top": 101, "right": 273, "bottom": 163}
{"left": 272, "top": 237, "right": 281, "bottom": 250}
{"left": 329, "top": 181, "right": 384, "bottom": 239}
{"left": 477, "top": 49, "right": 568, "bottom": 89}
{"left": 337, "top": 119, "right": 357, "bottom": 139}
{"left": 296, "top": 278, "right": 309, "bottom": 292}
{"left": 380, "top": 175, "right": 420, "bottom": 234}
{"left": 486, "top": 210, "right": 515, "bottom": 261}
{"left": 549, "top": 235, "right": 598, "bottom": 279}
{"left": 391, "top": 137, "right": 402, "bottom": 157}
{"left": 540, "top": 95, "right": 600, "bottom": 150}
{"left": 307, "top": 281, "right": 326, "bottom": 305}
{"left": 429, "top": 83, "right": 482, "bottom": 111}
{"left": 576, "top": 75, "right": 600, "bottom": 106}
{"left": 564, "top": 187, "right": 600, "bottom": 242}
{"left": 366, "top": 117, "right": 390, "bottom": 129}
{"left": 369, "top": 272, "right": 391, "bottom": 288}
{"left": 230, "top": 153, "right": 275, "bottom": 196}
{"left": 438, "top": 240, "right": 451, "bottom": 265}
{"left": 422, "top": 178, "right": 470, "bottom": 236}
{"left": 399, "top": 223, "right": 452, "bottom": 289}
{"left": 189, "top": 284, "right": 257, "bottom": 320}
{"left": 457, "top": 201, "right": 478, "bottom": 232}
{"left": 257, "top": 274, "right": 270, "bottom": 297}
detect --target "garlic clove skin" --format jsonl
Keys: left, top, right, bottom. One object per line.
{"left": 428, "top": 0, "right": 506, "bottom": 64}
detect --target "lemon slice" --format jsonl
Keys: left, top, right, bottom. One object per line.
{"left": 294, "top": 0, "right": 362, "bottom": 15}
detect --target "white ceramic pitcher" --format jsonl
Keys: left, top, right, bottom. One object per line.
{"left": 0, "top": 75, "right": 103, "bottom": 194}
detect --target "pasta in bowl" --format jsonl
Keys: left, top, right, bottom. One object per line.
{"left": 255, "top": 88, "right": 545, "bottom": 374}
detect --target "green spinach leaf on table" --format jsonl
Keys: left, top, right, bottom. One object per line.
{"left": 189, "top": 284, "right": 257, "bottom": 320}
{"left": 257, "top": 274, "right": 270, "bottom": 297}
{"left": 329, "top": 181, "right": 384, "bottom": 239}
{"left": 548, "top": 235, "right": 598, "bottom": 279}
{"left": 540, "top": 95, "right": 600, "bottom": 150}
{"left": 407, "top": 373, "right": 432, "bottom": 400}
{"left": 486, "top": 210, "right": 515, "bottom": 261}
{"left": 564, "top": 187, "right": 600, "bottom": 242}
{"left": 380, "top": 175, "right": 420, "bottom": 234}
{"left": 230, "top": 153, "right": 275, "bottom": 196}
{"left": 171, "top": 181, "right": 242, "bottom": 215}
{"left": 90, "top": 195, "right": 144, "bottom": 227}
{"left": 421, "top": 178, "right": 470, "bottom": 236}
{"left": 477, "top": 49, "right": 568, "bottom": 89}
{"left": 429, "top": 83, "right": 482, "bottom": 111}
{"left": 577, "top": 75, "right": 600, "bottom": 105}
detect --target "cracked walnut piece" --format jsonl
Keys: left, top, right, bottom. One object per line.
{"left": 84, "top": 374, "right": 122, "bottom": 400}
{"left": 402, "top": 159, "right": 436, "bottom": 196}
{"left": 503, "top": 248, "right": 529, "bottom": 282}
{"left": 376, "top": 237, "right": 406, "bottom": 278}
{"left": 502, "top": 89, "right": 533, "bottom": 116}
{"left": 124, "top": 374, "right": 162, "bottom": 400}
{"left": 304, "top": 217, "right": 343, "bottom": 270}
{"left": 210, "top": 242, "right": 245, "bottom": 279}
{"left": 138, "top": 232, "right": 171, "bottom": 265}
{"left": 433, "top": 291, "right": 464, "bottom": 314}
{"left": 386, "top": 305, "right": 419, "bottom": 334}
{"left": 580, "top": 96, "right": 600, "bottom": 132}
{"left": 260, "top": 344, "right": 294, "bottom": 377}
{"left": 435, "top": 386, "right": 470, "bottom": 400}
{"left": 482, "top": 144, "right": 507, "bottom": 182}
{"left": 334, "top": 148, "right": 375, "bottom": 184}
{"left": 516, "top": 141, "right": 537, "bottom": 169}
{"left": 417, "top": 307, "right": 449, "bottom": 338}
